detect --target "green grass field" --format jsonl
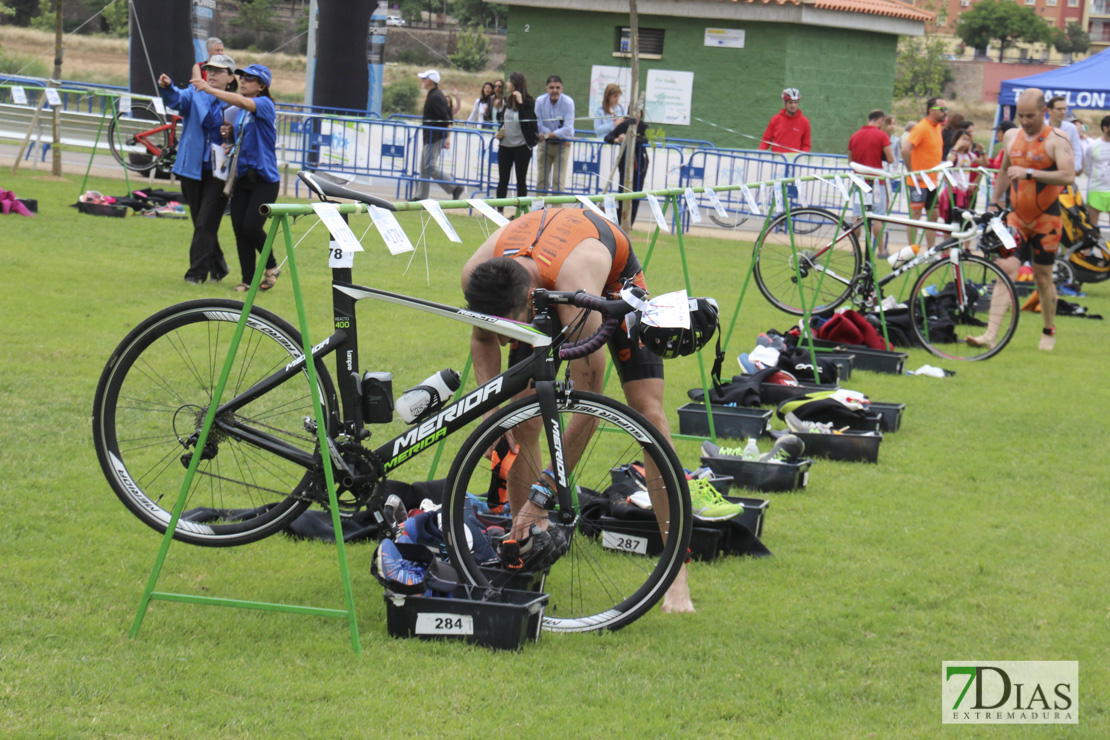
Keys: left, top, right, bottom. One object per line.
{"left": 1, "top": 172, "right": 1106, "bottom": 737}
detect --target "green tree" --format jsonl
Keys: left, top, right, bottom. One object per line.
{"left": 450, "top": 0, "right": 507, "bottom": 29}
{"left": 956, "top": 0, "right": 1056, "bottom": 62}
{"left": 894, "top": 0, "right": 951, "bottom": 101}
{"left": 448, "top": 28, "right": 489, "bottom": 72}
{"left": 1054, "top": 21, "right": 1091, "bottom": 58}
{"left": 229, "top": 0, "right": 282, "bottom": 49}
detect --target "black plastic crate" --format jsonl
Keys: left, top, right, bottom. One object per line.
{"left": 724, "top": 495, "right": 769, "bottom": 538}
{"left": 677, "top": 403, "right": 772, "bottom": 439}
{"left": 699, "top": 455, "right": 812, "bottom": 492}
{"left": 75, "top": 201, "right": 128, "bottom": 218}
{"left": 792, "top": 431, "right": 882, "bottom": 463}
{"left": 808, "top": 339, "right": 907, "bottom": 374}
{"left": 869, "top": 402, "right": 905, "bottom": 432}
{"left": 597, "top": 517, "right": 723, "bottom": 561}
{"left": 17, "top": 198, "right": 38, "bottom": 214}
{"left": 383, "top": 585, "right": 549, "bottom": 650}
{"left": 817, "top": 351, "right": 854, "bottom": 381}
{"left": 477, "top": 565, "right": 548, "bottom": 593}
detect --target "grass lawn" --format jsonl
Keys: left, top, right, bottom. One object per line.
{"left": 1, "top": 171, "right": 1106, "bottom": 737}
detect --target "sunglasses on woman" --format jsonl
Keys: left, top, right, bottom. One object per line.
{"left": 241, "top": 74, "right": 261, "bottom": 83}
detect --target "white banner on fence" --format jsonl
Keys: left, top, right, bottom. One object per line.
{"left": 467, "top": 198, "right": 510, "bottom": 227}
{"left": 419, "top": 199, "right": 462, "bottom": 243}
{"left": 646, "top": 193, "right": 668, "bottom": 230}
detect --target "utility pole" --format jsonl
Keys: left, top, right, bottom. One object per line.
{"left": 51, "top": 0, "right": 64, "bottom": 176}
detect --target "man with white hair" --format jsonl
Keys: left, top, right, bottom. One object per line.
{"left": 412, "top": 69, "right": 464, "bottom": 202}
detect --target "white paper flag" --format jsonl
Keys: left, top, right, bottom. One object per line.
{"left": 369, "top": 205, "right": 415, "bottom": 255}
{"left": 419, "top": 199, "right": 462, "bottom": 243}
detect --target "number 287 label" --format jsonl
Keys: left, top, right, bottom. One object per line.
{"left": 601, "top": 530, "right": 648, "bottom": 555}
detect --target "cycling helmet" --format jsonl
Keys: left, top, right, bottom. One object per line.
{"left": 638, "top": 297, "right": 719, "bottom": 359}
{"left": 782, "top": 88, "right": 801, "bottom": 102}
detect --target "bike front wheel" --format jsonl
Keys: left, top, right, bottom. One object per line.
{"left": 908, "top": 254, "right": 1018, "bottom": 361}
{"left": 92, "top": 300, "right": 337, "bottom": 546}
{"left": 753, "top": 208, "right": 862, "bottom": 315}
{"left": 107, "top": 100, "right": 170, "bottom": 173}
{"left": 443, "top": 391, "right": 692, "bottom": 633}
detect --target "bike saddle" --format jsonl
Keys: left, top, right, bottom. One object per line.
{"left": 298, "top": 170, "right": 397, "bottom": 211}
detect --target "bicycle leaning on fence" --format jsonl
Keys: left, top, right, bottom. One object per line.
{"left": 107, "top": 98, "right": 182, "bottom": 174}
{"left": 91, "top": 172, "right": 693, "bottom": 633}
{"left": 751, "top": 164, "right": 1020, "bottom": 361}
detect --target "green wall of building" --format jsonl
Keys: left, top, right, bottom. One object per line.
{"left": 504, "top": 8, "right": 898, "bottom": 154}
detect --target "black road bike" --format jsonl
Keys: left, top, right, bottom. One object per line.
{"left": 92, "top": 173, "right": 692, "bottom": 633}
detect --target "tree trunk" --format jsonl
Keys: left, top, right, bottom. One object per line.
{"left": 51, "top": 0, "right": 64, "bottom": 176}
{"left": 621, "top": 0, "right": 639, "bottom": 234}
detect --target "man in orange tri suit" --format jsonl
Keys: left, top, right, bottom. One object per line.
{"left": 461, "top": 208, "right": 694, "bottom": 614}
{"left": 976, "top": 88, "right": 1074, "bottom": 351}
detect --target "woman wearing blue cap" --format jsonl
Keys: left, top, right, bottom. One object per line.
{"left": 157, "top": 54, "right": 237, "bottom": 284}
{"left": 194, "top": 63, "right": 281, "bottom": 292}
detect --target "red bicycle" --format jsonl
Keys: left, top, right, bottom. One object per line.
{"left": 107, "top": 99, "right": 183, "bottom": 174}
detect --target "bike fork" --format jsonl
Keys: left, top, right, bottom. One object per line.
{"left": 534, "top": 380, "right": 575, "bottom": 524}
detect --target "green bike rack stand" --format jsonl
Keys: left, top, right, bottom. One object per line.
{"left": 130, "top": 213, "right": 362, "bottom": 655}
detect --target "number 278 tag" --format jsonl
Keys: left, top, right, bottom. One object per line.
{"left": 328, "top": 240, "right": 354, "bottom": 268}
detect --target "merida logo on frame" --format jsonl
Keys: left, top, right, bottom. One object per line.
{"left": 942, "top": 661, "right": 1077, "bottom": 724}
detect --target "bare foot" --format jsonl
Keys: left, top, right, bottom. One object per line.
{"left": 1039, "top": 333, "right": 1056, "bottom": 351}
{"left": 965, "top": 334, "right": 995, "bottom": 349}
{"left": 660, "top": 564, "right": 695, "bottom": 614}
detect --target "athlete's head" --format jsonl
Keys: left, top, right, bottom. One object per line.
{"left": 1047, "top": 95, "right": 1068, "bottom": 127}
{"left": 1101, "top": 115, "right": 1110, "bottom": 137}
{"left": 782, "top": 88, "right": 800, "bottom": 114}
{"left": 925, "top": 97, "right": 948, "bottom": 124}
{"left": 465, "top": 257, "right": 533, "bottom": 323}
{"left": 1016, "top": 88, "right": 1048, "bottom": 137}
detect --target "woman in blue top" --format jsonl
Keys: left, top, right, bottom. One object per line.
{"left": 157, "top": 54, "right": 237, "bottom": 284}
{"left": 194, "top": 63, "right": 280, "bottom": 292}
{"left": 592, "top": 83, "right": 626, "bottom": 138}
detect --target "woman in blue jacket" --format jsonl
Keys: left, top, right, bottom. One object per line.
{"left": 157, "top": 54, "right": 238, "bottom": 284}
{"left": 195, "top": 63, "right": 280, "bottom": 292}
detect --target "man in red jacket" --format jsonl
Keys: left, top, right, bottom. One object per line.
{"left": 758, "top": 88, "right": 811, "bottom": 154}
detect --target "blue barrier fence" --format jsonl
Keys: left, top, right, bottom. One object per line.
{"left": 2, "top": 80, "right": 945, "bottom": 227}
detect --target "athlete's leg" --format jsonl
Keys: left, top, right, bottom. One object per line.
{"left": 968, "top": 253, "right": 1020, "bottom": 348}
{"left": 1034, "top": 262, "right": 1057, "bottom": 350}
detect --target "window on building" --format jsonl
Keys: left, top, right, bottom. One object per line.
{"left": 1092, "top": 0, "right": 1107, "bottom": 12}
{"left": 615, "top": 28, "right": 665, "bottom": 58}
{"left": 1024, "top": 0, "right": 1035, "bottom": 6}
{"left": 1046, "top": 0, "right": 1057, "bottom": 6}
{"left": 960, "top": 0, "right": 970, "bottom": 5}
{"left": 1070, "top": 0, "right": 1081, "bottom": 7}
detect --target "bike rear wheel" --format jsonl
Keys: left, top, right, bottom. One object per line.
{"left": 92, "top": 300, "right": 336, "bottom": 546}
{"left": 753, "top": 208, "right": 862, "bottom": 315}
{"left": 908, "top": 254, "right": 1018, "bottom": 361}
{"left": 107, "top": 100, "right": 171, "bottom": 173}
{"left": 443, "top": 391, "right": 692, "bottom": 633}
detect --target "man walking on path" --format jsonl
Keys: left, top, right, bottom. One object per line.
{"left": 976, "top": 88, "right": 1074, "bottom": 352}
{"left": 902, "top": 97, "right": 947, "bottom": 248}
{"left": 758, "top": 88, "right": 810, "bottom": 154}
{"left": 412, "top": 69, "right": 464, "bottom": 202}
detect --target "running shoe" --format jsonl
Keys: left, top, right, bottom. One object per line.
{"left": 688, "top": 478, "right": 745, "bottom": 521}
{"left": 376, "top": 539, "right": 426, "bottom": 589}
{"left": 784, "top": 412, "right": 834, "bottom": 434}
{"left": 759, "top": 434, "right": 805, "bottom": 463}
{"left": 502, "top": 525, "right": 569, "bottom": 571}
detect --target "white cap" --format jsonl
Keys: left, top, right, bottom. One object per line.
{"left": 417, "top": 69, "right": 440, "bottom": 84}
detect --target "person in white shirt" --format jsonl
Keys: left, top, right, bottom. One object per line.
{"left": 1047, "top": 96, "right": 1083, "bottom": 176}
{"left": 534, "top": 75, "right": 576, "bottom": 194}
{"left": 467, "top": 81, "right": 496, "bottom": 124}
{"left": 1083, "top": 115, "right": 1110, "bottom": 229}
{"left": 592, "top": 83, "right": 625, "bottom": 138}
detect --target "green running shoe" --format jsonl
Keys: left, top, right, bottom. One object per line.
{"left": 688, "top": 478, "right": 745, "bottom": 521}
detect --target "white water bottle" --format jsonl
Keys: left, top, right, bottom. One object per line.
{"left": 741, "top": 438, "right": 760, "bottom": 461}
{"left": 396, "top": 369, "right": 461, "bottom": 424}
{"left": 888, "top": 244, "right": 920, "bottom": 268}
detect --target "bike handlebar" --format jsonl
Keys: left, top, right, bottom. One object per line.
{"left": 531, "top": 289, "right": 634, "bottom": 362}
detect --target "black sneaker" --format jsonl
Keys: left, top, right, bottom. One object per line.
{"left": 758, "top": 434, "right": 805, "bottom": 463}
{"left": 451, "top": 185, "right": 465, "bottom": 201}
{"left": 510, "top": 525, "right": 568, "bottom": 571}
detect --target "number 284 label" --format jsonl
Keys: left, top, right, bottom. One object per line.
{"left": 415, "top": 613, "right": 474, "bottom": 636}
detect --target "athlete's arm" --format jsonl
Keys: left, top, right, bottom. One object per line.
{"left": 991, "top": 132, "right": 1015, "bottom": 208}
{"left": 1042, "top": 130, "right": 1076, "bottom": 186}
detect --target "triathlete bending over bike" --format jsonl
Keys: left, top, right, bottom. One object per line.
{"left": 461, "top": 208, "right": 695, "bottom": 614}
{"left": 976, "top": 87, "right": 1075, "bottom": 351}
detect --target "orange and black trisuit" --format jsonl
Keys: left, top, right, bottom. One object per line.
{"left": 1007, "top": 126, "right": 1066, "bottom": 265}
{"left": 497, "top": 209, "right": 662, "bottom": 382}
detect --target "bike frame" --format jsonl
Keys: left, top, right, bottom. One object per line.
{"left": 132, "top": 114, "right": 180, "bottom": 158}
{"left": 204, "top": 269, "right": 586, "bottom": 508}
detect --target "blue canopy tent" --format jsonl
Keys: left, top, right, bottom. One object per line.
{"left": 998, "top": 47, "right": 1110, "bottom": 111}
